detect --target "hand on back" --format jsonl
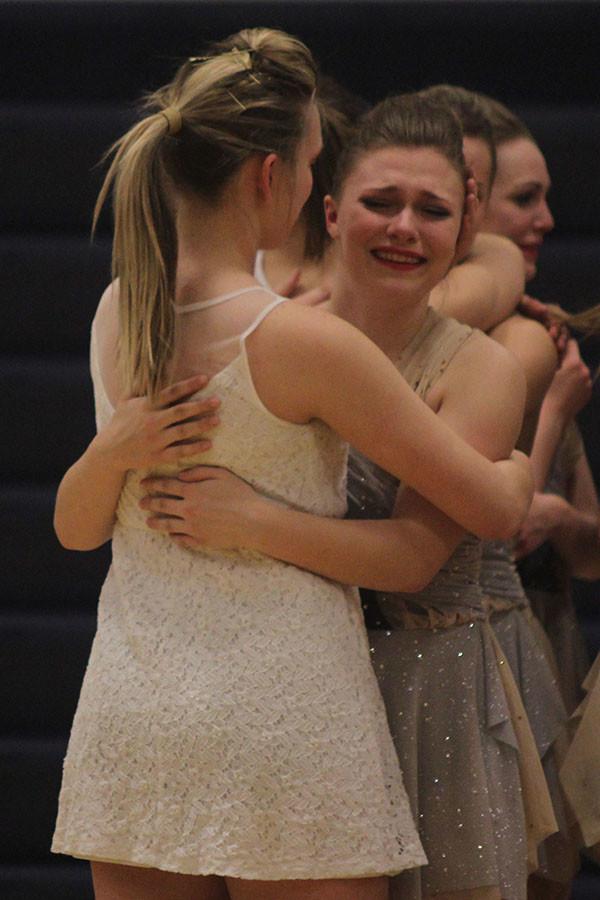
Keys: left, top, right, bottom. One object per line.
{"left": 92, "top": 375, "right": 220, "bottom": 472}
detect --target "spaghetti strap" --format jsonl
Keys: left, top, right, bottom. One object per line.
{"left": 173, "top": 285, "right": 276, "bottom": 315}
{"left": 240, "top": 295, "right": 289, "bottom": 342}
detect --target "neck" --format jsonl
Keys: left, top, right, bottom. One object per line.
{"left": 174, "top": 189, "right": 259, "bottom": 304}
{"left": 327, "top": 263, "right": 431, "bottom": 359}
{"left": 262, "top": 220, "right": 336, "bottom": 293}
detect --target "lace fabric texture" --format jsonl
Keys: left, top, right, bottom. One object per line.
{"left": 352, "top": 310, "right": 552, "bottom": 900}
{"left": 52, "top": 294, "right": 426, "bottom": 878}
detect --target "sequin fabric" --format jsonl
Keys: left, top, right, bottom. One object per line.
{"left": 349, "top": 309, "right": 530, "bottom": 900}
{"left": 480, "top": 539, "right": 577, "bottom": 883}
{"left": 519, "top": 423, "right": 590, "bottom": 716}
{"left": 52, "top": 296, "right": 426, "bottom": 878}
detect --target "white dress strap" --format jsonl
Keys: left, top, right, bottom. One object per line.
{"left": 253, "top": 251, "right": 271, "bottom": 289}
{"left": 239, "top": 295, "right": 289, "bottom": 342}
{"left": 173, "top": 285, "right": 275, "bottom": 315}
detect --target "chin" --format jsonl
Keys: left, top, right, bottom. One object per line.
{"left": 525, "top": 261, "right": 537, "bottom": 282}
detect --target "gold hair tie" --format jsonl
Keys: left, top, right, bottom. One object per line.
{"left": 160, "top": 107, "right": 183, "bottom": 136}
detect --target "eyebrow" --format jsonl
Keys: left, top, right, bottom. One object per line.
{"left": 511, "top": 179, "right": 551, "bottom": 192}
{"left": 363, "top": 185, "right": 451, "bottom": 203}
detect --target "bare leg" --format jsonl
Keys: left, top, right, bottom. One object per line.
{"left": 226, "top": 875, "right": 389, "bottom": 900}
{"left": 91, "top": 861, "right": 230, "bottom": 900}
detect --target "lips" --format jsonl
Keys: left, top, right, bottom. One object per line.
{"left": 372, "top": 247, "right": 426, "bottom": 269}
{"left": 519, "top": 243, "right": 541, "bottom": 262}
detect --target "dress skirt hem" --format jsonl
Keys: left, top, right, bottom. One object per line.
{"left": 50, "top": 844, "right": 425, "bottom": 880}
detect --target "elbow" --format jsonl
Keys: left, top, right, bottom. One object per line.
{"left": 53, "top": 518, "right": 109, "bottom": 552}
{"left": 478, "top": 509, "right": 523, "bottom": 543}
{"left": 376, "top": 560, "right": 436, "bottom": 594}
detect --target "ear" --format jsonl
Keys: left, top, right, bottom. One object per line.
{"left": 324, "top": 195, "right": 340, "bottom": 239}
{"left": 258, "top": 153, "right": 279, "bottom": 202}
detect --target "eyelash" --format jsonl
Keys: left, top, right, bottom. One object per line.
{"left": 513, "top": 192, "right": 537, "bottom": 207}
{"left": 423, "top": 207, "right": 451, "bottom": 219}
{"left": 361, "top": 199, "right": 451, "bottom": 218}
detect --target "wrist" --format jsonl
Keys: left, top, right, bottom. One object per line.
{"left": 539, "top": 397, "right": 572, "bottom": 428}
{"left": 87, "top": 433, "right": 129, "bottom": 475}
{"left": 246, "top": 496, "right": 288, "bottom": 555}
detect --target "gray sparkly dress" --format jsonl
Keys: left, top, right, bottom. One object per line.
{"left": 480, "top": 542, "right": 579, "bottom": 885}
{"left": 517, "top": 422, "right": 590, "bottom": 715}
{"left": 348, "top": 309, "right": 556, "bottom": 900}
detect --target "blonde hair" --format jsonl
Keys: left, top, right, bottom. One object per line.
{"left": 94, "top": 28, "right": 317, "bottom": 398}
{"left": 548, "top": 303, "right": 600, "bottom": 338}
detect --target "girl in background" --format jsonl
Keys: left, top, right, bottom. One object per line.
{"left": 480, "top": 95, "right": 594, "bottom": 719}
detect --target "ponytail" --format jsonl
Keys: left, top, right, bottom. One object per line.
{"left": 94, "top": 27, "right": 316, "bottom": 399}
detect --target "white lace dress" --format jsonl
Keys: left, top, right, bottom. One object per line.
{"left": 51, "top": 289, "right": 425, "bottom": 879}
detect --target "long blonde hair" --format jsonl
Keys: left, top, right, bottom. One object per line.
{"left": 94, "top": 28, "right": 317, "bottom": 398}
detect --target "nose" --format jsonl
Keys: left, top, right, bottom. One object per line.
{"left": 535, "top": 199, "right": 554, "bottom": 234}
{"left": 386, "top": 208, "right": 418, "bottom": 241}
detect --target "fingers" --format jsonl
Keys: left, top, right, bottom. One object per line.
{"left": 276, "top": 268, "right": 301, "bottom": 298}
{"left": 165, "top": 416, "right": 220, "bottom": 444}
{"left": 140, "top": 495, "right": 183, "bottom": 516}
{"left": 562, "top": 338, "right": 579, "bottom": 362}
{"left": 140, "top": 476, "right": 186, "bottom": 496}
{"left": 157, "top": 374, "right": 210, "bottom": 408}
{"left": 162, "top": 439, "right": 214, "bottom": 462}
{"left": 163, "top": 396, "right": 220, "bottom": 427}
{"left": 177, "top": 466, "right": 230, "bottom": 481}
{"left": 146, "top": 515, "right": 187, "bottom": 533}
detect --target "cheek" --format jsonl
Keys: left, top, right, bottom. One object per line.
{"left": 436, "top": 220, "right": 462, "bottom": 256}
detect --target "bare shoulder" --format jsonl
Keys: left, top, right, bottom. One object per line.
{"left": 250, "top": 300, "right": 361, "bottom": 347}
{"left": 94, "top": 279, "right": 120, "bottom": 334}
{"left": 448, "top": 328, "right": 525, "bottom": 392}
{"left": 246, "top": 299, "right": 375, "bottom": 371}
{"left": 490, "top": 313, "right": 557, "bottom": 372}
{"left": 245, "top": 301, "right": 395, "bottom": 424}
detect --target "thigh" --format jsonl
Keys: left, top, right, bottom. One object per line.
{"left": 226, "top": 875, "right": 389, "bottom": 900}
{"left": 91, "top": 861, "right": 229, "bottom": 900}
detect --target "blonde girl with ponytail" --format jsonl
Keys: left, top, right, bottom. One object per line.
{"left": 53, "top": 29, "right": 532, "bottom": 900}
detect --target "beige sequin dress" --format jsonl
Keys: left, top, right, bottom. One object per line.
{"left": 518, "top": 422, "right": 590, "bottom": 715}
{"left": 480, "top": 542, "right": 579, "bottom": 885}
{"left": 348, "top": 309, "right": 556, "bottom": 900}
{"left": 52, "top": 289, "right": 426, "bottom": 879}
{"left": 560, "top": 653, "right": 600, "bottom": 849}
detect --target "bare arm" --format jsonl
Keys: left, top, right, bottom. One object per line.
{"left": 54, "top": 377, "right": 221, "bottom": 550}
{"left": 243, "top": 303, "right": 532, "bottom": 540}
{"left": 528, "top": 339, "right": 592, "bottom": 489}
{"left": 430, "top": 233, "right": 525, "bottom": 332}
{"left": 489, "top": 313, "right": 558, "bottom": 453}
{"left": 142, "top": 334, "right": 526, "bottom": 589}
{"left": 547, "top": 453, "right": 600, "bottom": 580}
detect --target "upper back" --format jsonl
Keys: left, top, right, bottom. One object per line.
{"left": 90, "top": 284, "right": 349, "bottom": 529}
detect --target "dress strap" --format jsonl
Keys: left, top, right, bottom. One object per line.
{"left": 239, "top": 295, "right": 289, "bottom": 342}
{"left": 253, "top": 251, "right": 271, "bottom": 289}
{"left": 173, "top": 285, "right": 276, "bottom": 315}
